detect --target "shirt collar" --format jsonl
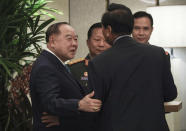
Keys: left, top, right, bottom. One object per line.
{"left": 45, "top": 48, "right": 65, "bottom": 66}
{"left": 113, "top": 35, "right": 131, "bottom": 45}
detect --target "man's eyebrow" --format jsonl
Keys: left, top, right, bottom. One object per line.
{"left": 65, "top": 34, "right": 72, "bottom": 37}
{"left": 65, "top": 34, "right": 78, "bottom": 38}
{"left": 94, "top": 36, "right": 102, "bottom": 38}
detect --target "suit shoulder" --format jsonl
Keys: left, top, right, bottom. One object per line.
{"left": 67, "top": 58, "right": 85, "bottom": 66}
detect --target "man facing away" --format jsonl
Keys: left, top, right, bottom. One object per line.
{"left": 88, "top": 3, "right": 177, "bottom": 131}
{"left": 29, "top": 22, "right": 101, "bottom": 131}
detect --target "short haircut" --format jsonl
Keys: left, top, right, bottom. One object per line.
{"left": 45, "top": 22, "right": 69, "bottom": 43}
{"left": 102, "top": 3, "right": 133, "bottom": 35}
{"left": 107, "top": 3, "right": 128, "bottom": 11}
{"left": 133, "top": 11, "right": 153, "bottom": 27}
{"left": 87, "top": 22, "right": 102, "bottom": 40}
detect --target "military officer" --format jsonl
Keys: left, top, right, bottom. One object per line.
{"left": 68, "top": 56, "right": 89, "bottom": 89}
{"left": 68, "top": 22, "right": 111, "bottom": 92}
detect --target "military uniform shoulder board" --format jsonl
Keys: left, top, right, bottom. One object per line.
{"left": 68, "top": 58, "right": 85, "bottom": 65}
{"left": 165, "top": 51, "right": 169, "bottom": 55}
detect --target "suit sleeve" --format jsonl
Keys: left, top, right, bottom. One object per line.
{"left": 162, "top": 49, "right": 177, "bottom": 102}
{"left": 88, "top": 61, "right": 107, "bottom": 102}
{"left": 34, "top": 65, "right": 80, "bottom": 117}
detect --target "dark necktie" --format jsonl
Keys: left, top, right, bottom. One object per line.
{"left": 64, "top": 64, "right": 71, "bottom": 73}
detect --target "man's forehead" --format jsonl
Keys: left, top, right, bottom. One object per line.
{"left": 92, "top": 28, "right": 103, "bottom": 36}
{"left": 134, "top": 18, "right": 152, "bottom": 27}
{"left": 59, "top": 25, "right": 77, "bottom": 36}
{"left": 134, "top": 16, "right": 150, "bottom": 21}
{"left": 134, "top": 17, "right": 151, "bottom": 25}
{"left": 93, "top": 28, "right": 102, "bottom": 33}
{"left": 59, "top": 24, "right": 75, "bottom": 32}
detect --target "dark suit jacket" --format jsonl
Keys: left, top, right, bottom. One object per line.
{"left": 88, "top": 36, "right": 177, "bottom": 131}
{"left": 29, "top": 50, "right": 94, "bottom": 131}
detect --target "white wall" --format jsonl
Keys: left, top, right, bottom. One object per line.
{"left": 171, "top": 48, "right": 186, "bottom": 131}
{"left": 39, "top": 0, "right": 69, "bottom": 50}
{"left": 47, "top": 0, "right": 69, "bottom": 23}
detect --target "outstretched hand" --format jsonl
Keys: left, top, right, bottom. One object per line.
{"left": 78, "top": 91, "right": 102, "bottom": 112}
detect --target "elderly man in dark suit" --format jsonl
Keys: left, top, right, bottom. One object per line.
{"left": 29, "top": 22, "right": 101, "bottom": 131}
{"left": 88, "top": 3, "right": 177, "bottom": 131}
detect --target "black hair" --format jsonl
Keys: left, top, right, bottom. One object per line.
{"left": 45, "top": 22, "right": 69, "bottom": 43}
{"left": 133, "top": 11, "right": 153, "bottom": 27}
{"left": 102, "top": 3, "right": 133, "bottom": 35}
{"left": 87, "top": 22, "right": 102, "bottom": 40}
{"left": 107, "top": 3, "right": 128, "bottom": 11}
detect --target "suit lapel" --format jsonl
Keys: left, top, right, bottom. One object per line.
{"left": 41, "top": 50, "right": 84, "bottom": 95}
{"left": 59, "top": 65, "right": 85, "bottom": 95}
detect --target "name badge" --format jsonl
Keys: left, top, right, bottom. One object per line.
{"left": 81, "top": 76, "right": 88, "bottom": 80}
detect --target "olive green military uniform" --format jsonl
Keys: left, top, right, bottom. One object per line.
{"left": 67, "top": 55, "right": 91, "bottom": 93}
{"left": 68, "top": 55, "right": 98, "bottom": 130}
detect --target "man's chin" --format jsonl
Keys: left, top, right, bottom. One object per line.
{"left": 95, "top": 52, "right": 101, "bottom": 56}
{"left": 137, "top": 40, "right": 146, "bottom": 44}
{"left": 69, "top": 54, "right": 76, "bottom": 59}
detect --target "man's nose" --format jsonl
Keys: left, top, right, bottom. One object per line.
{"left": 72, "top": 39, "right": 78, "bottom": 46}
{"left": 139, "top": 29, "right": 144, "bottom": 35}
{"left": 99, "top": 40, "right": 105, "bottom": 46}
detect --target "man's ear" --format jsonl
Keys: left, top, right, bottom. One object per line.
{"left": 49, "top": 35, "right": 55, "bottom": 48}
{"left": 87, "top": 39, "right": 90, "bottom": 48}
{"left": 107, "top": 25, "right": 112, "bottom": 34}
{"left": 105, "top": 25, "right": 112, "bottom": 37}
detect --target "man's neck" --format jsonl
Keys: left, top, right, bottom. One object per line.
{"left": 113, "top": 34, "right": 131, "bottom": 45}
{"left": 140, "top": 42, "right": 150, "bottom": 45}
{"left": 88, "top": 53, "right": 94, "bottom": 60}
{"left": 45, "top": 48, "right": 66, "bottom": 65}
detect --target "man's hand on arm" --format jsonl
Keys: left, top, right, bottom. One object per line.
{"left": 78, "top": 91, "right": 102, "bottom": 112}
{"left": 41, "top": 112, "right": 60, "bottom": 127}
{"left": 41, "top": 91, "right": 102, "bottom": 127}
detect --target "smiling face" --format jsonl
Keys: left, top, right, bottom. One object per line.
{"left": 87, "top": 27, "right": 111, "bottom": 58}
{"left": 49, "top": 24, "right": 78, "bottom": 62}
{"left": 132, "top": 17, "right": 153, "bottom": 44}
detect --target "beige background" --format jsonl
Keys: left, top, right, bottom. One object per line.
{"left": 70, "top": 0, "right": 106, "bottom": 58}
{"left": 47, "top": 0, "right": 69, "bottom": 23}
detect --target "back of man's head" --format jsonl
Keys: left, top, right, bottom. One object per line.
{"left": 133, "top": 11, "right": 153, "bottom": 27}
{"left": 101, "top": 3, "right": 133, "bottom": 35}
{"left": 107, "top": 3, "right": 129, "bottom": 11}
